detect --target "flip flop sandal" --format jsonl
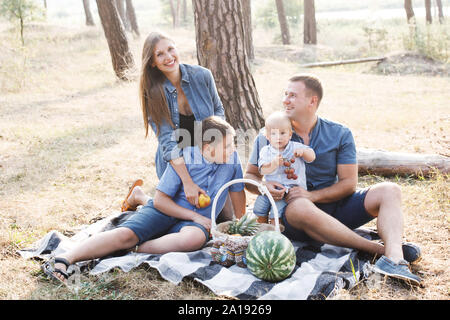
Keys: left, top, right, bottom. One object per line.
{"left": 121, "top": 179, "right": 143, "bottom": 212}
{"left": 41, "top": 257, "right": 70, "bottom": 286}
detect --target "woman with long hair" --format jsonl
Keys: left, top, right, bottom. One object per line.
{"left": 137, "top": 32, "right": 225, "bottom": 208}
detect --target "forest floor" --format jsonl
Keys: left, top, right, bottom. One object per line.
{"left": 0, "top": 20, "right": 449, "bottom": 300}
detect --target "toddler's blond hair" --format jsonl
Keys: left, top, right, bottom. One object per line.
{"left": 265, "top": 111, "right": 292, "bottom": 132}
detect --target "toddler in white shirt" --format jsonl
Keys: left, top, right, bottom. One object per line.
{"left": 253, "top": 112, "right": 316, "bottom": 225}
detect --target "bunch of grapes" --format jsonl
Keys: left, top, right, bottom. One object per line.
{"left": 282, "top": 157, "right": 298, "bottom": 180}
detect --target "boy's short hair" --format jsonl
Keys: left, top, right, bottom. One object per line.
{"left": 265, "top": 111, "right": 292, "bottom": 132}
{"left": 200, "top": 116, "right": 235, "bottom": 147}
{"left": 289, "top": 73, "right": 323, "bottom": 106}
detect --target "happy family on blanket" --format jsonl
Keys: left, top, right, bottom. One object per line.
{"left": 41, "top": 31, "right": 422, "bottom": 287}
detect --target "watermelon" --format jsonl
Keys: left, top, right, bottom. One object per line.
{"left": 245, "top": 231, "right": 296, "bottom": 282}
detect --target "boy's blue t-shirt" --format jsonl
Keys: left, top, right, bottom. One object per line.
{"left": 249, "top": 117, "right": 356, "bottom": 191}
{"left": 156, "top": 146, "right": 244, "bottom": 219}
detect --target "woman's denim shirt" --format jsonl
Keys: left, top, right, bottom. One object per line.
{"left": 149, "top": 63, "right": 225, "bottom": 178}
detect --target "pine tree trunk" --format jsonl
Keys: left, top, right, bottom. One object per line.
{"left": 96, "top": 0, "right": 134, "bottom": 80}
{"left": 43, "top": 0, "right": 47, "bottom": 18}
{"left": 115, "top": 0, "right": 130, "bottom": 31}
{"left": 82, "top": 0, "right": 95, "bottom": 26}
{"left": 192, "top": 0, "right": 264, "bottom": 132}
{"left": 304, "top": 0, "right": 317, "bottom": 44}
{"left": 125, "top": 0, "right": 140, "bottom": 36}
{"left": 357, "top": 148, "right": 449, "bottom": 177}
{"left": 436, "top": 0, "right": 444, "bottom": 23}
{"left": 241, "top": 0, "right": 254, "bottom": 60}
{"left": 425, "top": 0, "right": 432, "bottom": 24}
{"left": 169, "top": 0, "right": 180, "bottom": 28}
{"left": 182, "top": 0, "right": 187, "bottom": 24}
{"left": 404, "top": 0, "right": 415, "bottom": 23}
{"left": 275, "top": 0, "right": 290, "bottom": 45}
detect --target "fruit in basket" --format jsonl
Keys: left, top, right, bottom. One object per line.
{"left": 198, "top": 193, "right": 211, "bottom": 208}
{"left": 227, "top": 211, "right": 260, "bottom": 236}
{"left": 246, "top": 231, "right": 296, "bottom": 282}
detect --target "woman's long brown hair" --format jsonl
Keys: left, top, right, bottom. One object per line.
{"left": 139, "top": 32, "right": 175, "bottom": 137}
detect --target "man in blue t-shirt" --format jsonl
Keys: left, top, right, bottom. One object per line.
{"left": 244, "top": 74, "right": 422, "bottom": 285}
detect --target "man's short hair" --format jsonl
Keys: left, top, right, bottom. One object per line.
{"left": 200, "top": 116, "right": 235, "bottom": 147}
{"left": 289, "top": 73, "right": 323, "bottom": 106}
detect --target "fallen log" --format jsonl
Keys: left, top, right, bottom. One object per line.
{"left": 357, "top": 148, "right": 450, "bottom": 177}
{"left": 300, "top": 56, "right": 386, "bottom": 68}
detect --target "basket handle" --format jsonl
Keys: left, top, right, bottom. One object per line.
{"left": 210, "top": 178, "right": 280, "bottom": 234}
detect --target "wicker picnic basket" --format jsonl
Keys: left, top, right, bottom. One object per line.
{"left": 209, "top": 178, "right": 284, "bottom": 268}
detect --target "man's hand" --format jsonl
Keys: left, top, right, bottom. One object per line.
{"left": 285, "top": 186, "right": 316, "bottom": 203}
{"left": 264, "top": 181, "right": 286, "bottom": 201}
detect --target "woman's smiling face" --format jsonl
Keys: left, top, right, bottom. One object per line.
{"left": 151, "top": 39, "right": 180, "bottom": 74}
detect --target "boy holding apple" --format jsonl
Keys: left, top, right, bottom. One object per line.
{"left": 42, "top": 116, "right": 246, "bottom": 284}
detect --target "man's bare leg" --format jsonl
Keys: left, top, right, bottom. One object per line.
{"left": 284, "top": 198, "right": 385, "bottom": 255}
{"left": 364, "top": 182, "right": 404, "bottom": 263}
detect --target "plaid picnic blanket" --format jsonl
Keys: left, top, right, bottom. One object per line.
{"left": 18, "top": 211, "right": 379, "bottom": 300}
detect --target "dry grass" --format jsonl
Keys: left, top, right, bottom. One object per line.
{"left": 0, "top": 18, "right": 448, "bottom": 300}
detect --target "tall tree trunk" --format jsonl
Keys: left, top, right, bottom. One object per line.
{"left": 82, "top": 0, "right": 95, "bottom": 26}
{"left": 169, "top": 0, "right": 180, "bottom": 28}
{"left": 275, "top": 0, "right": 290, "bottom": 45}
{"left": 192, "top": 0, "right": 264, "bottom": 132}
{"left": 304, "top": 0, "right": 317, "bottom": 44}
{"left": 404, "top": 0, "right": 415, "bottom": 24}
{"left": 43, "top": 0, "right": 47, "bottom": 19}
{"left": 96, "top": 0, "right": 135, "bottom": 80}
{"left": 125, "top": 0, "right": 140, "bottom": 37}
{"left": 241, "top": 0, "right": 254, "bottom": 60}
{"left": 436, "top": 0, "right": 444, "bottom": 23}
{"left": 182, "top": 0, "right": 187, "bottom": 24}
{"left": 425, "top": 0, "right": 432, "bottom": 24}
{"left": 115, "top": 0, "right": 130, "bottom": 31}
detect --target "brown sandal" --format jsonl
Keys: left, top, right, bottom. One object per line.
{"left": 121, "top": 179, "right": 143, "bottom": 212}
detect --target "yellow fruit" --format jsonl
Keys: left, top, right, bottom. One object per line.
{"left": 198, "top": 194, "right": 211, "bottom": 208}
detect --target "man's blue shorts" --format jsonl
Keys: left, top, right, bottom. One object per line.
{"left": 282, "top": 187, "right": 375, "bottom": 242}
{"left": 118, "top": 199, "right": 210, "bottom": 245}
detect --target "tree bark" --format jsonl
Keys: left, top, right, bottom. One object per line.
{"left": 425, "top": 0, "right": 432, "bottom": 24}
{"left": 300, "top": 56, "right": 386, "bottom": 68}
{"left": 275, "top": 0, "right": 290, "bottom": 45}
{"left": 304, "top": 0, "right": 317, "bottom": 45}
{"left": 241, "top": 0, "right": 254, "bottom": 60}
{"left": 404, "top": 0, "right": 415, "bottom": 24}
{"left": 436, "top": 0, "right": 444, "bottom": 23}
{"left": 82, "top": 0, "right": 95, "bottom": 26}
{"left": 357, "top": 148, "right": 449, "bottom": 177}
{"left": 96, "top": 0, "right": 135, "bottom": 80}
{"left": 115, "top": 0, "right": 130, "bottom": 31}
{"left": 125, "top": 0, "right": 140, "bottom": 37}
{"left": 192, "top": 0, "right": 264, "bottom": 132}
{"left": 169, "top": 0, "right": 180, "bottom": 28}
{"left": 43, "top": 0, "right": 47, "bottom": 18}
{"left": 182, "top": 0, "right": 187, "bottom": 24}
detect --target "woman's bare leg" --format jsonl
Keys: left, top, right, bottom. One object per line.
{"left": 127, "top": 186, "right": 151, "bottom": 207}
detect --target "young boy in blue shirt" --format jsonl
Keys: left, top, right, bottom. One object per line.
{"left": 42, "top": 116, "right": 246, "bottom": 284}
